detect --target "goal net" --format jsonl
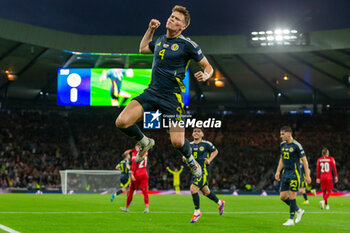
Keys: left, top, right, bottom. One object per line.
{"left": 59, "top": 170, "right": 121, "bottom": 194}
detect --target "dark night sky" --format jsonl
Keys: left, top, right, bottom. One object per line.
{"left": 1, "top": 0, "right": 349, "bottom": 36}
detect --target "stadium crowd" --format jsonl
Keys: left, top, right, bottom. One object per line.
{"left": 0, "top": 111, "right": 76, "bottom": 190}
{"left": 1, "top": 109, "right": 349, "bottom": 192}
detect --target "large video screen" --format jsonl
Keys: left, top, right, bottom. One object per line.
{"left": 57, "top": 68, "right": 189, "bottom": 107}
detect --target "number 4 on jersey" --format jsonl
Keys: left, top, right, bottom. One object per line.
{"left": 159, "top": 49, "right": 165, "bottom": 60}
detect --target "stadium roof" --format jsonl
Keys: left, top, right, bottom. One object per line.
{"left": 0, "top": 1, "right": 349, "bottom": 108}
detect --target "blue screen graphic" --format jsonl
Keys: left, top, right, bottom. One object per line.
{"left": 57, "top": 69, "right": 91, "bottom": 105}
{"left": 57, "top": 68, "right": 190, "bottom": 107}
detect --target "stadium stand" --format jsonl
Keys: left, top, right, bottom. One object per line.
{"left": 1, "top": 109, "right": 349, "bottom": 192}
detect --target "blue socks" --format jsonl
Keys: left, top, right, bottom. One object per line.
{"left": 206, "top": 191, "right": 219, "bottom": 203}
{"left": 283, "top": 198, "right": 291, "bottom": 206}
{"left": 119, "top": 124, "right": 144, "bottom": 141}
{"left": 175, "top": 138, "right": 191, "bottom": 158}
{"left": 290, "top": 199, "right": 299, "bottom": 219}
{"left": 116, "top": 190, "right": 123, "bottom": 195}
{"left": 192, "top": 193, "right": 200, "bottom": 210}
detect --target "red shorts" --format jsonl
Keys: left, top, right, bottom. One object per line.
{"left": 130, "top": 175, "right": 148, "bottom": 190}
{"left": 320, "top": 180, "right": 334, "bottom": 191}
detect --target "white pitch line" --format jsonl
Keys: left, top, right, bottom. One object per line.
{"left": 0, "top": 224, "right": 21, "bottom": 233}
{"left": 0, "top": 211, "right": 349, "bottom": 214}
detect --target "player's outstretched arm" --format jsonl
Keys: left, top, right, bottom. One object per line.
{"left": 139, "top": 19, "right": 160, "bottom": 54}
{"left": 179, "top": 165, "right": 184, "bottom": 173}
{"left": 167, "top": 167, "right": 174, "bottom": 174}
{"left": 194, "top": 57, "right": 214, "bottom": 82}
{"left": 123, "top": 149, "right": 132, "bottom": 155}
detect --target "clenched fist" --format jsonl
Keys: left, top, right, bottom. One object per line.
{"left": 194, "top": 71, "right": 210, "bottom": 82}
{"left": 149, "top": 19, "right": 161, "bottom": 30}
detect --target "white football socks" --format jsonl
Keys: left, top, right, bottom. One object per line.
{"left": 139, "top": 135, "right": 149, "bottom": 146}
{"left": 186, "top": 155, "right": 195, "bottom": 163}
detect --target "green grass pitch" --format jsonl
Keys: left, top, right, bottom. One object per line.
{"left": 0, "top": 194, "right": 349, "bottom": 233}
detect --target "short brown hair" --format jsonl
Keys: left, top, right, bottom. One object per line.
{"left": 193, "top": 127, "right": 204, "bottom": 134}
{"left": 280, "top": 125, "right": 292, "bottom": 133}
{"left": 172, "top": 5, "right": 190, "bottom": 26}
{"left": 122, "top": 152, "right": 129, "bottom": 159}
{"left": 322, "top": 147, "right": 329, "bottom": 155}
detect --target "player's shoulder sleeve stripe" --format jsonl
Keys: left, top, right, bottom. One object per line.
{"left": 293, "top": 140, "right": 304, "bottom": 150}
{"left": 159, "top": 35, "right": 166, "bottom": 41}
{"left": 190, "top": 141, "right": 194, "bottom": 144}
{"left": 280, "top": 141, "right": 286, "bottom": 146}
{"left": 153, "top": 35, "right": 163, "bottom": 45}
{"left": 202, "top": 140, "right": 214, "bottom": 146}
{"left": 179, "top": 35, "right": 198, "bottom": 48}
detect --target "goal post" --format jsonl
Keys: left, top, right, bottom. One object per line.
{"left": 59, "top": 170, "right": 121, "bottom": 194}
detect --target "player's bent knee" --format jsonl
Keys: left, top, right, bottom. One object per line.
{"left": 115, "top": 116, "right": 128, "bottom": 128}
{"left": 171, "top": 140, "right": 184, "bottom": 148}
{"left": 203, "top": 190, "right": 210, "bottom": 196}
{"left": 288, "top": 191, "right": 296, "bottom": 199}
{"left": 280, "top": 193, "right": 288, "bottom": 200}
{"left": 190, "top": 185, "right": 198, "bottom": 194}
